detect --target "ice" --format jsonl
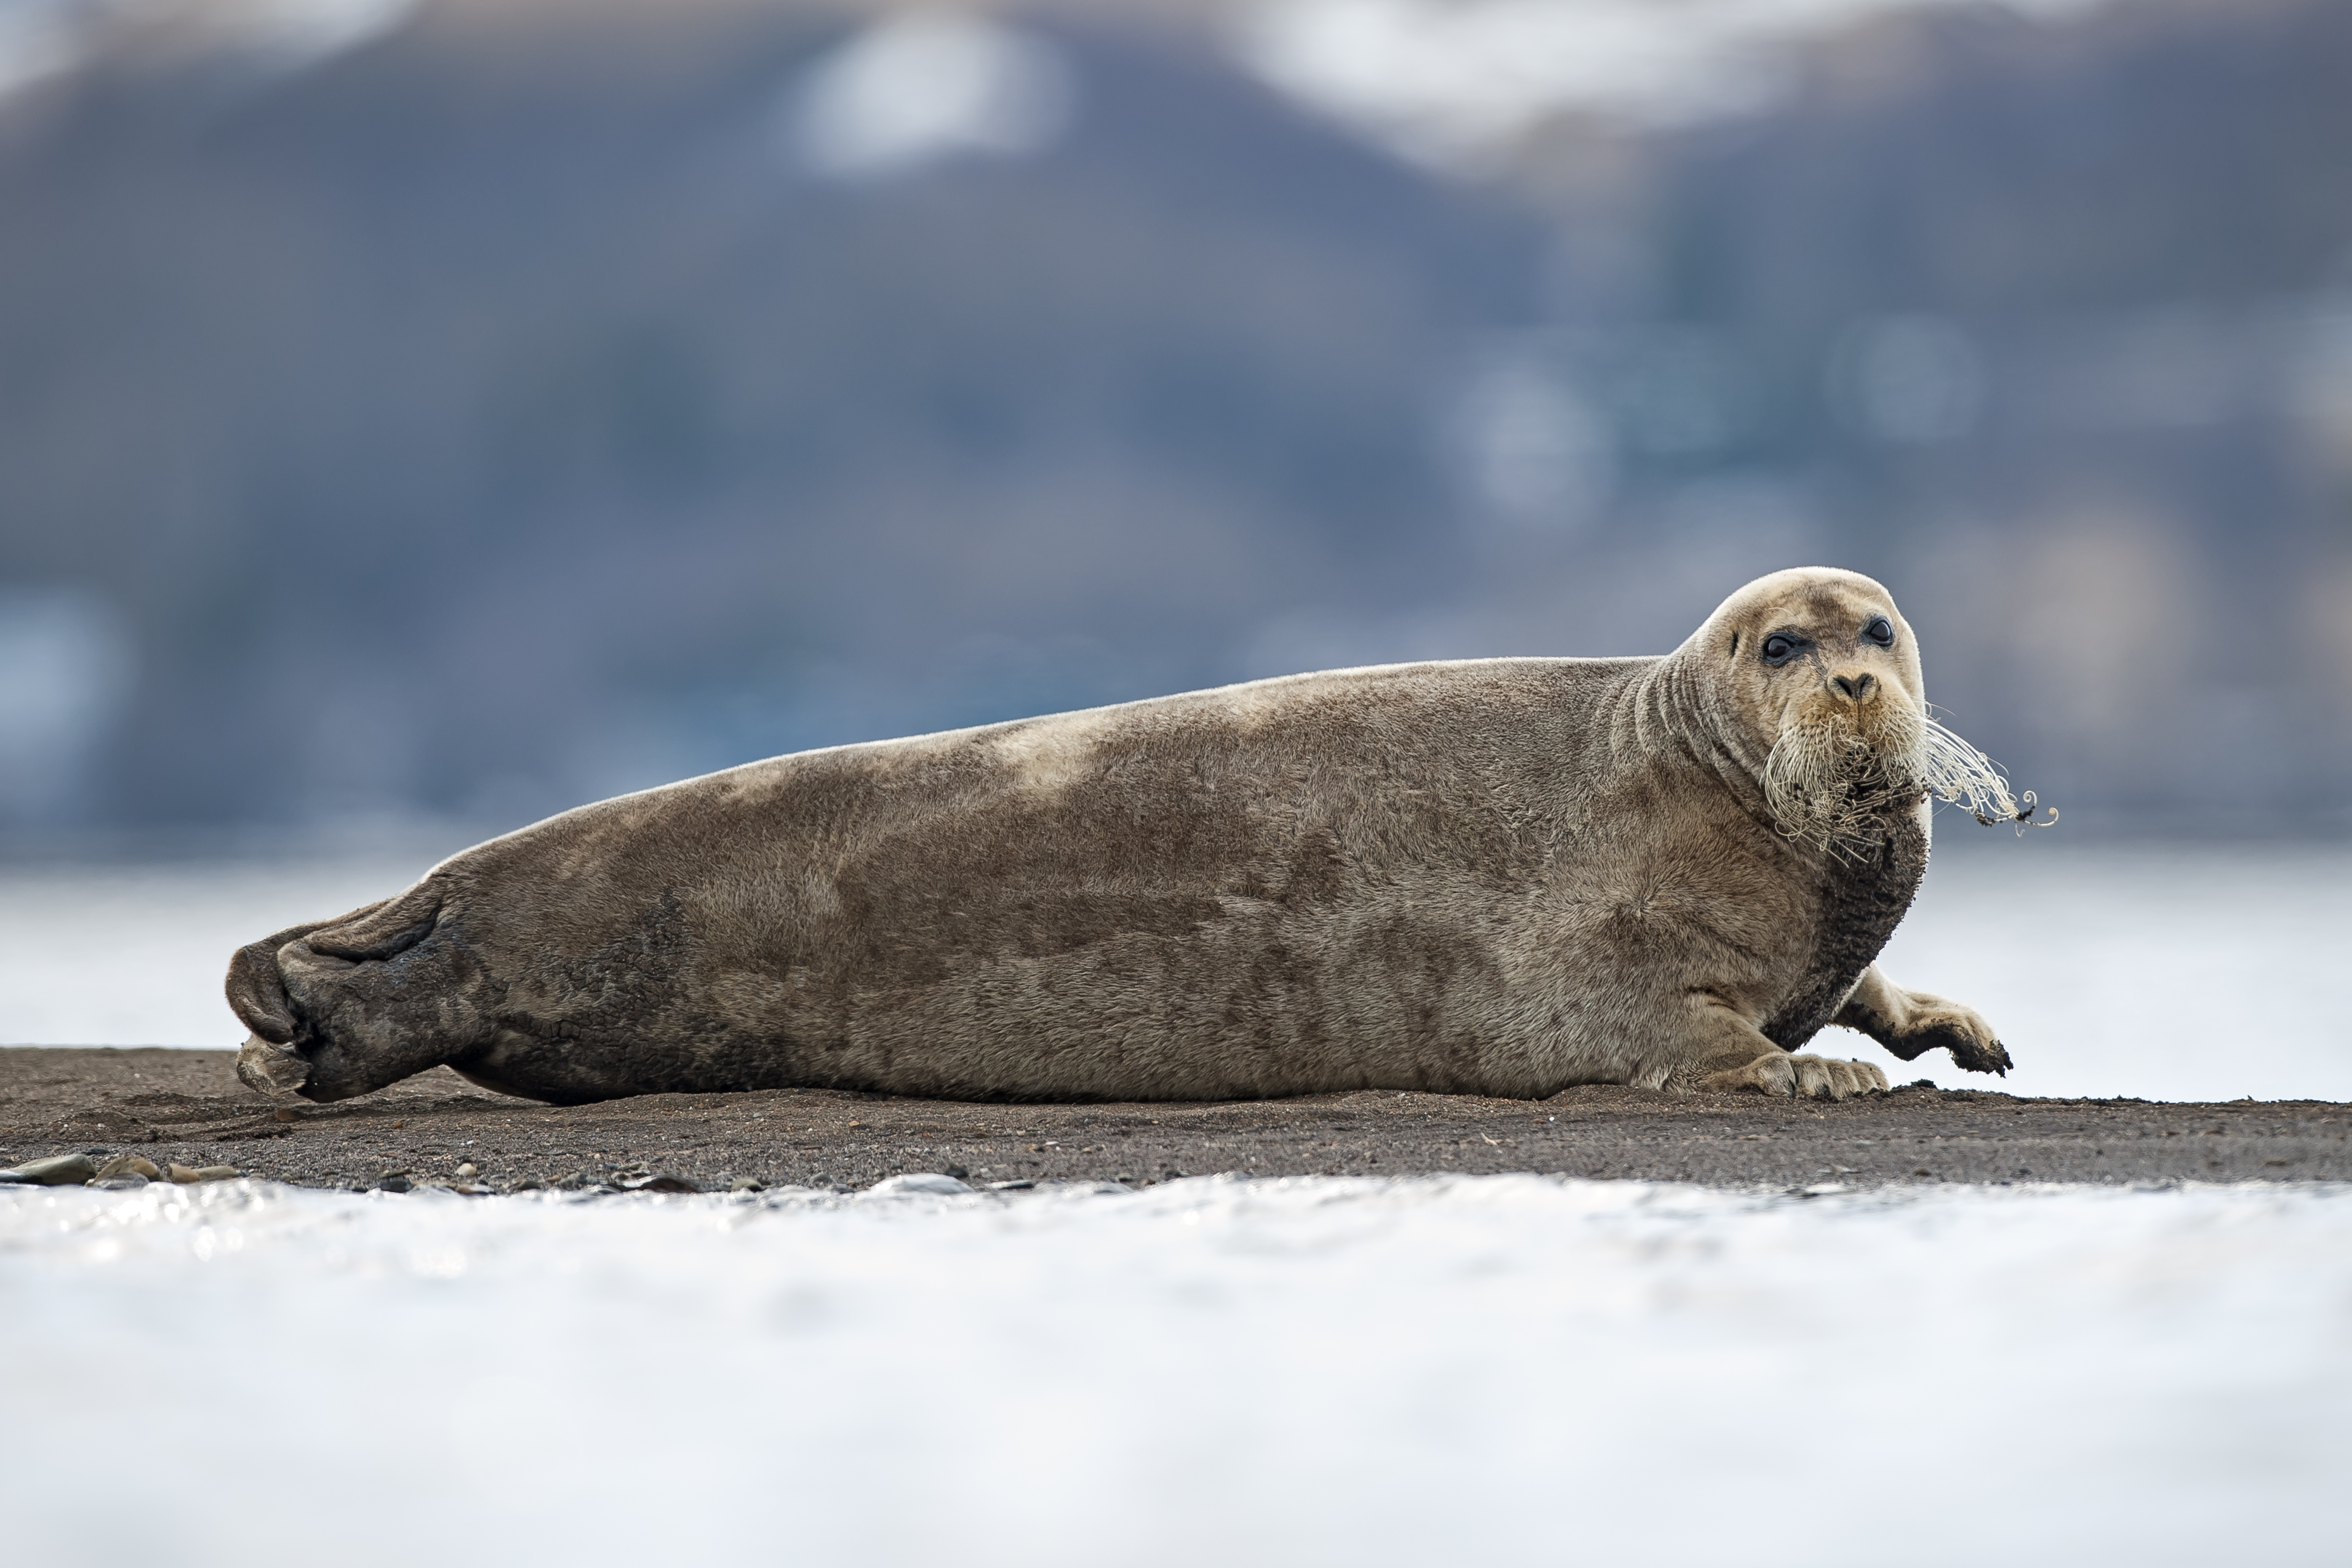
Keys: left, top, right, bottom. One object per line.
{"left": 5, "top": 839, "right": 2347, "bottom": 1102}
{"left": 4, "top": 1174, "right": 2346, "bottom": 1564}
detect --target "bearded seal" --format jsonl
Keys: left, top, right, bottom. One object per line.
{"left": 229, "top": 566, "right": 2032, "bottom": 1107}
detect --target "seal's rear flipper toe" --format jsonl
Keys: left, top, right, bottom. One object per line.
{"left": 237, "top": 1033, "right": 310, "bottom": 1096}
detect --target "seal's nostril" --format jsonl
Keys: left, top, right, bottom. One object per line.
{"left": 1832, "top": 675, "right": 1856, "bottom": 699}
{"left": 1830, "top": 671, "right": 1877, "bottom": 701}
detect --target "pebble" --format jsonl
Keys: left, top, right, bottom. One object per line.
{"left": 0, "top": 1154, "right": 100, "bottom": 1186}
{"left": 868, "top": 1172, "right": 975, "bottom": 1196}
{"left": 166, "top": 1163, "right": 240, "bottom": 1183}
{"left": 454, "top": 1162, "right": 480, "bottom": 1178}
{"left": 376, "top": 1172, "right": 414, "bottom": 1193}
{"left": 618, "top": 1172, "right": 701, "bottom": 1193}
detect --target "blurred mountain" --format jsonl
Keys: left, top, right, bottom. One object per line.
{"left": 0, "top": 1, "right": 1545, "bottom": 829}
{"left": 0, "top": 0, "right": 2347, "bottom": 837}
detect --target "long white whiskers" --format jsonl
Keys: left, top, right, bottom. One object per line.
{"left": 1762, "top": 708, "right": 2052, "bottom": 855}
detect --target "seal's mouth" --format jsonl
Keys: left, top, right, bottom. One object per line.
{"left": 1762, "top": 701, "right": 2048, "bottom": 854}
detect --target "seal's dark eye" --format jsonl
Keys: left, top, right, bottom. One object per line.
{"left": 1864, "top": 616, "right": 1894, "bottom": 646}
{"left": 1762, "top": 634, "right": 1797, "bottom": 665}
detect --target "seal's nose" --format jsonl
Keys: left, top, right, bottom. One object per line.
{"left": 1830, "top": 671, "right": 1877, "bottom": 702}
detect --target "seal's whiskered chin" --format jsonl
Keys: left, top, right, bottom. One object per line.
{"left": 1762, "top": 701, "right": 2035, "bottom": 853}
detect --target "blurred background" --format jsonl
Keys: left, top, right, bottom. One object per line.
{"left": 1, "top": 0, "right": 2347, "bottom": 1087}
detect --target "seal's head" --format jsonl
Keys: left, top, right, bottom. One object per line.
{"left": 1683, "top": 567, "right": 2033, "bottom": 853}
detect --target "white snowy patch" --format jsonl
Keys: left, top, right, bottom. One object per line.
{"left": 0, "top": 0, "right": 416, "bottom": 108}
{"left": 780, "top": 11, "right": 1075, "bottom": 183}
{"left": 0, "top": 0, "right": 79, "bottom": 103}
{"left": 202, "top": 0, "right": 416, "bottom": 73}
{"left": 4, "top": 1174, "right": 2346, "bottom": 1564}
{"left": 1229, "top": 0, "right": 2135, "bottom": 166}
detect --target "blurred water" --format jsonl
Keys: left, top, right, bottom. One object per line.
{"left": 0, "top": 852, "right": 449, "bottom": 1050}
{"left": 9, "top": 0, "right": 2352, "bottom": 836}
{"left": 4, "top": 1174, "right": 2347, "bottom": 1566}
{"left": 1, "top": 836, "right": 2345, "bottom": 1103}
{"left": 1880, "top": 836, "right": 2352, "bottom": 1101}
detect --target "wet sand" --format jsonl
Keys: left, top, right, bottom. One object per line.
{"left": 6, "top": 1047, "right": 2348, "bottom": 1191}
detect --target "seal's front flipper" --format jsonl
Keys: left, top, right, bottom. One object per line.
{"left": 1701, "top": 1051, "right": 1889, "bottom": 1099}
{"left": 1927, "top": 1022, "right": 2012, "bottom": 1076}
{"left": 1674, "top": 994, "right": 1889, "bottom": 1099}
{"left": 1834, "top": 964, "right": 2011, "bottom": 1076}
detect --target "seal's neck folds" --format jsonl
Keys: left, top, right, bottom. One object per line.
{"left": 1622, "top": 654, "right": 1783, "bottom": 835}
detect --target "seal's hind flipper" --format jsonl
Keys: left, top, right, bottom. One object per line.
{"left": 222, "top": 886, "right": 439, "bottom": 1042}
{"left": 306, "top": 884, "right": 444, "bottom": 961}
{"left": 225, "top": 939, "right": 301, "bottom": 1042}
{"left": 224, "top": 900, "right": 388, "bottom": 1043}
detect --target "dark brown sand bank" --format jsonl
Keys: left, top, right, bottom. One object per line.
{"left": 5, "top": 1048, "right": 2348, "bottom": 1193}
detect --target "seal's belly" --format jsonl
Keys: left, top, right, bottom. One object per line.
{"left": 448, "top": 751, "right": 1887, "bottom": 1104}
{"left": 437, "top": 667, "right": 1889, "bottom": 1104}
{"left": 700, "top": 795, "right": 1802, "bottom": 1101}
{"left": 760, "top": 881, "right": 1538, "bottom": 1100}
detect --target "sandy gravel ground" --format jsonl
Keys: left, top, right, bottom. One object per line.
{"left": 5, "top": 1047, "right": 2347, "bottom": 1191}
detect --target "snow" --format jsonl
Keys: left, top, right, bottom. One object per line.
{"left": 5, "top": 838, "right": 2348, "bottom": 1103}
{"left": 1230, "top": 0, "right": 2132, "bottom": 165}
{"left": 4, "top": 1173, "right": 2347, "bottom": 1565}
{"left": 780, "top": 11, "right": 1075, "bottom": 182}
{"left": 0, "top": 0, "right": 418, "bottom": 109}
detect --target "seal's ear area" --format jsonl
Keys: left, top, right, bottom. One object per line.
{"left": 305, "top": 884, "right": 444, "bottom": 961}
